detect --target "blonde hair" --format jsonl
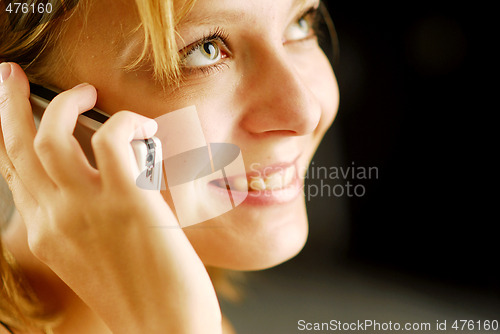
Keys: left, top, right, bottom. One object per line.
{"left": 0, "top": 0, "right": 197, "bottom": 331}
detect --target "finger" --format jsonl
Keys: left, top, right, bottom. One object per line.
{"left": 0, "top": 126, "right": 38, "bottom": 216}
{"left": 0, "top": 62, "right": 57, "bottom": 197}
{"left": 34, "top": 83, "right": 99, "bottom": 187}
{"left": 91, "top": 111, "right": 158, "bottom": 190}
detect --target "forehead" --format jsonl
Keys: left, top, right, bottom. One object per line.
{"left": 70, "top": 0, "right": 312, "bottom": 51}
{"left": 177, "top": 0, "right": 311, "bottom": 25}
{"left": 77, "top": 0, "right": 312, "bottom": 30}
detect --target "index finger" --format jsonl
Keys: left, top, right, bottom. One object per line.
{"left": 0, "top": 62, "right": 57, "bottom": 197}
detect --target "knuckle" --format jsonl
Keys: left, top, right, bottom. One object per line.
{"left": 33, "top": 133, "right": 58, "bottom": 157}
{"left": 111, "top": 110, "right": 136, "bottom": 128}
{"left": 1, "top": 164, "right": 16, "bottom": 190}
{"left": 91, "top": 128, "right": 114, "bottom": 152}
{"left": 90, "top": 130, "right": 103, "bottom": 148}
{"left": 51, "top": 90, "right": 71, "bottom": 104}
{"left": 26, "top": 211, "right": 82, "bottom": 263}
{"left": 27, "top": 230, "right": 51, "bottom": 263}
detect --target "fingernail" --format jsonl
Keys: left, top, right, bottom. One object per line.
{"left": 0, "top": 62, "right": 12, "bottom": 84}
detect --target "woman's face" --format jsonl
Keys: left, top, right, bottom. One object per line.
{"left": 52, "top": 0, "right": 339, "bottom": 270}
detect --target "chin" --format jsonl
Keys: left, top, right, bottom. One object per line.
{"left": 184, "top": 196, "right": 309, "bottom": 271}
{"left": 238, "top": 215, "right": 309, "bottom": 271}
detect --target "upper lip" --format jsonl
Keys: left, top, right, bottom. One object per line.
{"left": 246, "top": 160, "right": 298, "bottom": 179}
{"left": 208, "top": 155, "right": 301, "bottom": 186}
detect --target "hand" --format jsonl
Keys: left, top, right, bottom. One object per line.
{"left": 0, "top": 63, "right": 221, "bottom": 334}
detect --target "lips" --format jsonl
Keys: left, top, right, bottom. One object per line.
{"left": 208, "top": 160, "right": 303, "bottom": 206}
{"left": 210, "top": 164, "right": 297, "bottom": 192}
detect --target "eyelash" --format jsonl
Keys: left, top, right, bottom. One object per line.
{"left": 180, "top": 6, "right": 321, "bottom": 77}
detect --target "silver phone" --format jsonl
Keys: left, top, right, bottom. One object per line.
{"left": 29, "top": 83, "right": 162, "bottom": 190}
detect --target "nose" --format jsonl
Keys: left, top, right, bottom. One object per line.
{"left": 238, "top": 44, "right": 322, "bottom": 136}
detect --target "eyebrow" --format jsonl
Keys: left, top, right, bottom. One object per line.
{"left": 177, "top": 0, "right": 315, "bottom": 27}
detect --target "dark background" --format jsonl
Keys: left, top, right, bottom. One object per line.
{"left": 307, "top": 1, "right": 497, "bottom": 293}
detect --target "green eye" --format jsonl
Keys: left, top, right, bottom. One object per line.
{"left": 284, "top": 9, "right": 319, "bottom": 43}
{"left": 285, "top": 16, "right": 312, "bottom": 41}
{"left": 200, "top": 42, "right": 220, "bottom": 60}
{"left": 297, "top": 17, "right": 310, "bottom": 33}
{"left": 184, "top": 40, "right": 223, "bottom": 67}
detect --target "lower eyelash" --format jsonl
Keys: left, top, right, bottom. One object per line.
{"left": 183, "top": 62, "right": 230, "bottom": 77}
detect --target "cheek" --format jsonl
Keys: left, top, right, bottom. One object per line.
{"left": 180, "top": 83, "right": 240, "bottom": 143}
{"left": 197, "top": 102, "right": 236, "bottom": 143}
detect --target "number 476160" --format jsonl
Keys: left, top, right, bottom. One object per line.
{"left": 452, "top": 320, "right": 498, "bottom": 331}
{"left": 5, "top": 2, "right": 53, "bottom": 14}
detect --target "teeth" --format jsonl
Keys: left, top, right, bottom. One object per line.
{"left": 231, "top": 176, "right": 249, "bottom": 192}
{"left": 284, "top": 165, "right": 295, "bottom": 185}
{"left": 249, "top": 176, "right": 266, "bottom": 191}
{"left": 212, "top": 166, "right": 297, "bottom": 192}
{"left": 264, "top": 170, "right": 285, "bottom": 190}
{"left": 248, "top": 165, "right": 296, "bottom": 191}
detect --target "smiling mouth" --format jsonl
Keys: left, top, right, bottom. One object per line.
{"left": 210, "top": 164, "right": 298, "bottom": 192}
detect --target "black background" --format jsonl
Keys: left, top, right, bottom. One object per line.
{"left": 300, "top": 2, "right": 497, "bottom": 294}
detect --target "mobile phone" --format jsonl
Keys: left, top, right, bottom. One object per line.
{"left": 29, "top": 83, "right": 163, "bottom": 190}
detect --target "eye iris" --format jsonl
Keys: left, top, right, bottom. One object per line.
{"left": 201, "top": 42, "right": 219, "bottom": 60}
{"left": 298, "top": 17, "right": 309, "bottom": 33}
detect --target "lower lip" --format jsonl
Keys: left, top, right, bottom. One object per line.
{"left": 207, "top": 171, "right": 303, "bottom": 207}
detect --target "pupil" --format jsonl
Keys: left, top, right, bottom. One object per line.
{"left": 299, "top": 18, "right": 308, "bottom": 31}
{"left": 202, "top": 42, "right": 218, "bottom": 59}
